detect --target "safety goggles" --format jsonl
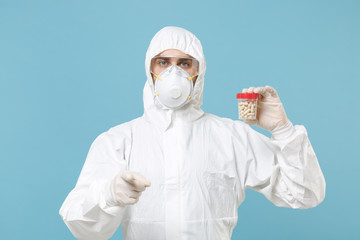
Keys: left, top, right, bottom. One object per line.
{"left": 151, "top": 55, "right": 199, "bottom": 76}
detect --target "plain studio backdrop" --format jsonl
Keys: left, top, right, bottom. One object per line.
{"left": 0, "top": 0, "right": 359, "bottom": 239}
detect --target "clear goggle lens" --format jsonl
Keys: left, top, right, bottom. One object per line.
{"left": 151, "top": 56, "right": 199, "bottom": 76}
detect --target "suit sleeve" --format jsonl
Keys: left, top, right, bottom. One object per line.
{"left": 59, "top": 132, "right": 129, "bottom": 240}
{"left": 239, "top": 122, "right": 326, "bottom": 209}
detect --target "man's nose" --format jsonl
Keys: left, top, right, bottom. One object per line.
{"left": 170, "top": 60, "right": 178, "bottom": 66}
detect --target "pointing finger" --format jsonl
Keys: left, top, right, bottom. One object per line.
{"left": 120, "top": 171, "right": 151, "bottom": 190}
{"left": 132, "top": 172, "right": 151, "bottom": 187}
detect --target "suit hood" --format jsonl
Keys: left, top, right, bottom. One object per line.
{"left": 143, "top": 26, "right": 206, "bottom": 130}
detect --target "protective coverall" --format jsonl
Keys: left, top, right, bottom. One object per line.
{"left": 59, "top": 26, "right": 326, "bottom": 240}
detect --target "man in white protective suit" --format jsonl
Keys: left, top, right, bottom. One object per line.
{"left": 59, "top": 26, "right": 326, "bottom": 240}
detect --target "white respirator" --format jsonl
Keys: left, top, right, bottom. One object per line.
{"left": 152, "top": 65, "right": 197, "bottom": 110}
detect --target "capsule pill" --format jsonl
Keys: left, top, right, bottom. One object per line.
{"left": 238, "top": 100, "right": 257, "bottom": 120}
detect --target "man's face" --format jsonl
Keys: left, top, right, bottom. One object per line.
{"left": 150, "top": 49, "right": 199, "bottom": 85}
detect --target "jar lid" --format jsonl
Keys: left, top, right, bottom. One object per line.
{"left": 236, "top": 93, "right": 259, "bottom": 99}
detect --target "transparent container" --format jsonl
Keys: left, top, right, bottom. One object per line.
{"left": 236, "top": 93, "right": 259, "bottom": 120}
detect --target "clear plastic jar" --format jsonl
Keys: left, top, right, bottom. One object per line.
{"left": 236, "top": 93, "right": 259, "bottom": 120}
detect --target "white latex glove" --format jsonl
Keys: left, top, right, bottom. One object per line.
{"left": 109, "top": 171, "right": 151, "bottom": 207}
{"left": 242, "top": 86, "right": 289, "bottom": 132}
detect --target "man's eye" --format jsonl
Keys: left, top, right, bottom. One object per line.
{"left": 180, "top": 62, "right": 190, "bottom": 67}
{"left": 159, "top": 61, "right": 167, "bottom": 66}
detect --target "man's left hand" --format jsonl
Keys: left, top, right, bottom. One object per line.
{"left": 242, "top": 86, "right": 289, "bottom": 132}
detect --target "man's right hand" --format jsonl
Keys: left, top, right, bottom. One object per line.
{"left": 110, "top": 171, "right": 151, "bottom": 207}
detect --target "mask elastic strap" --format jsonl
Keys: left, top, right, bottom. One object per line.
{"left": 151, "top": 72, "right": 162, "bottom": 81}
{"left": 187, "top": 74, "right": 198, "bottom": 99}
{"left": 187, "top": 75, "right": 198, "bottom": 81}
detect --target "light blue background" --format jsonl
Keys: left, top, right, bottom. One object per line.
{"left": 1, "top": 0, "right": 359, "bottom": 239}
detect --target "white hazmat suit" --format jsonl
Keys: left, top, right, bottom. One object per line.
{"left": 60, "top": 26, "right": 326, "bottom": 240}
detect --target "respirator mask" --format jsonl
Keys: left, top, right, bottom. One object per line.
{"left": 151, "top": 55, "right": 199, "bottom": 109}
